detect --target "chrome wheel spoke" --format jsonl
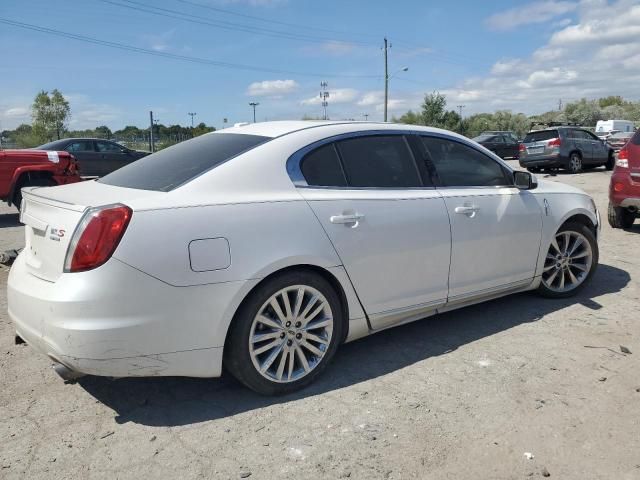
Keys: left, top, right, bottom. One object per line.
{"left": 249, "top": 285, "right": 333, "bottom": 383}
{"left": 543, "top": 230, "right": 593, "bottom": 293}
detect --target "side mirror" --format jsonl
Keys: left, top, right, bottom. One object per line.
{"left": 514, "top": 170, "right": 538, "bottom": 190}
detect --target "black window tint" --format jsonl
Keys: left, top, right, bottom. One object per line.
{"left": 301, "top": 144, "right": 347, "bottom": 187}
{"left": 66, "top": 141, "right": 94, "bottom": 152}
{"left": 583, "top": 130, "right": 599, "bottom": 141}
{"left": 524, "top": 130, "right": 559, "bottom": 143}
{"left": 421, "top": 136, "right": 509, "bottom": 187}
{"left": 631, "top": 130, "right": 640, "bottom": 146}
{"left": 96, "top": 141, "right": 123, "bottom": 153}
{"left": 336, "top": 136, "right": 421, "bottom": 188}
{"left": 100, "top": 133, "right": 269, "bottom": 191}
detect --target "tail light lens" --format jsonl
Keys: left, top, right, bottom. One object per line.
{"left": 617, "top": 147, "right": 629, "bottom": 168}
{"left": 64, "top": 204, "right": 132, "bottom": 272}
{"left": 548, "top": 138, "right": 561, "bottom": 148}
{"left": 519, "top": 143, "right": 526, "bottom": 152}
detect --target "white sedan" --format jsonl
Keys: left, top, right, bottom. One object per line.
{"left": 9, "top": 121, "right": 600, "bottom": 395}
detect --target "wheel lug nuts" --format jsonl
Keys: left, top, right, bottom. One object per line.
{"left": 295, "top": 321, "right": 301, "bottom": 328}
{"left": 287, "top": 340, "right": 293, "bottom": 346}
{"left": 280, "top": 332, "right": 285, "bottom": 339}
{"left": 296, "top": 333, "right": 302, "bottom": 340}
{"left": 285, "top": 321, "right": 291, "bottom": 327}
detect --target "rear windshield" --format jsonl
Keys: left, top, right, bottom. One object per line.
{"left": 473, "top": 135, "right": 495, "bottom": 142}
{"left": 99, "top": 133, "right": 270, "bottom": 191}
{"left": 523, "top": 130, "right": 558, "bottom": 143}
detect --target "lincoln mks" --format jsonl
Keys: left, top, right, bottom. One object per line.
{"left": 9, "top": 121, "right": 600, "bottom": 394}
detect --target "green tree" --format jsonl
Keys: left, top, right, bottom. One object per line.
{"left": 95, "top": 125, "right": 112, "bottom": 138}
{"left": 31, "top": 89, "right": 71, "bottom": 141}
{"left": 420, "top": 91, "right": 447, "bottom": 126}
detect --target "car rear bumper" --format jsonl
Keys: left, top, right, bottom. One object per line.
{"left": 519, "top": 155, "right": 564, "bottom": 168}
{"left": 609, "top": 170, "right": 640, "bottom": 208}
{"left": 8, "top": 254, "right": 253, "bottom": 378}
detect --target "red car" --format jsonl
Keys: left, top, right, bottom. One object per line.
{"left": 0, "top": 149, "right": 81, "bottom": 209}
{"left": 608, "top": 129, "right": 640, "bottom": 228}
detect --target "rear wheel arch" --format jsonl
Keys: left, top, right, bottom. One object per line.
{"left": 223, "top": 264, "right": 350, "bottom": 352}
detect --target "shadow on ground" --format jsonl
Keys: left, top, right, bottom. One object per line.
{"left": 79, "top": 263, "right": 630, "bottom": 427}
{"left": 0, "top": 212, "right": 21, "bottom": 229}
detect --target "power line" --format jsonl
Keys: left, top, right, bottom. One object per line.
{"left": 98, "top": 0, "right": 373, "bottom": 47}
{"left": 0, "top": 18, "right": 379, "bottom": 78}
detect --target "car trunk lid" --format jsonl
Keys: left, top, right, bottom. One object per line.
{"left": 19, "top": 181, "right": 164, "bottom": 282}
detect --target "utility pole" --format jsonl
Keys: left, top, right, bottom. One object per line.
{"left": 320, "top": 81, "right": 330, "bottom": 120}
{"left": 249, "top": 102, "right": 259, "bottom": 123}
{"left": 383, "top": 37, "right": 389, "bottom": 122}
{"left": 457, "top": 105, "right": 465, "bottom": 118}
{"left": 363, "top": 113, "right": 369, "bottom": 121}
{"left": 558, "top": 99, "right": 563, "bottom": 111}
{"left": 188, "top": 112, "right": 197, "bottom": 127}
{"left": 149, "top": 111, "right": 154, "bottom": 153}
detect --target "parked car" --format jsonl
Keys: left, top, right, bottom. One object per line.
{"left": 519, "top": 126, "right": 615, "bottom": 173}
{"left": 608, "top": 128, "right": 640, "bottom": 229}
{"left": 36, "top": 138, "right": 149, "bottom": 177}
{"left": 0, "top": 149, "right": 81, "bottom": 209}
{"left": 607, "top": 131, "right": 635, "bottom": 151}
{"left": 9, "top": 121, "right": 600, "bottom": 395}
{"left": 472, "top": 132, "right": 520, "bottom": 159}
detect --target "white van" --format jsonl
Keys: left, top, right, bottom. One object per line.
{"left": 595, "top": 119, "right": 635, "bottom": 135}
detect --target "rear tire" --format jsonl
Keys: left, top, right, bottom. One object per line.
{"left": 608, "top": 202, "right": 635, "bottom": 229}
{"left": 605, "top": 152, "right": 615, "bottom": 171}
{"left": 568, "top": 152, "right": 582, "bottom": 174}
{"left": 12, "top": 177, "right": 56, "bottom": 210}
{"left": 527, "top": 167, "right": 541, "bottom": 173}
{"left": 224, "top": 270, "right": 344, "bottom": 395}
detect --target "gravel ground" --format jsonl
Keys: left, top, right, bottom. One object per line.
{"left": 1, "top": 165, "right": 639, "bottom": 479}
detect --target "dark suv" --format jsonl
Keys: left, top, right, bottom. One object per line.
{"left": 519, "top": 127, "right": 614, "bottom": 173}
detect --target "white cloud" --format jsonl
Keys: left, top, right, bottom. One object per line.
{"left": 247, "top": 79, "right": 299, "bottom": 97}
{"left": 486, "top": 1, "right": 578, "bottom": 31}
{"left": 300, "top": 88, "right": 359, "bottom": 105}
{"left": 319, "top": 41, "right": 356, "bottom": 55}
{"left": 437, "top": 0, "right": 640, "bottom": 115}
{"left": 357, "top": 91, "right": 383, "bottom": 107}
{"left": 4, "top": 107, "right": 29, "bottom": 118}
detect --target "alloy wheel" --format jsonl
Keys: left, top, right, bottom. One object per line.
{"left": 249, "top": 285, "right": 333, "bottom": 383}
{"left": 569, "top": 154, "right": 582, "bottom": 173}
{"left": 542, "top": 230, "right": 593, "bottom": 293}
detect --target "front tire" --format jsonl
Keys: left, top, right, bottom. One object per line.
{"left": 537, "top": 222, "right": 598, "bottom": 298}
{"left": 224, "top": 270, "right": 344, "bottom": 395}
{"left": 608, "top": 203, "right": 635, "bottom": 229}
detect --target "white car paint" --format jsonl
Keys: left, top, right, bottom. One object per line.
{"left": 8, "top": 121, "right": 599, "bottom": 379}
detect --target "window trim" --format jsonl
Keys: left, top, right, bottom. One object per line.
{"left": 286, "top": 130, "right": 460, "bottom": 191}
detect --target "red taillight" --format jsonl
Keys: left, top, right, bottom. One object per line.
{"left": 548, "top": 138, "right": 561, "bottom": 147}
{"left": 519, "top": 143, "right": 526, "bottom": 152}
{"left": 64, "top": 204, "right": 132, "bottom": 272}
{"left": 618, "top": 147, "right": 628, "bottom": 160}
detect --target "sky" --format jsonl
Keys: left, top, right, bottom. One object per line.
{"left": 1, "top": 0, "right": 640, "bottom": 130}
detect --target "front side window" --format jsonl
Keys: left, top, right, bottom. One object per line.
{"left": 335, "top": 135, "right": 421, "bottom": 188}
{"left": 96, "top": 141, "right": 124, "bottom": 153}
{"left": 421, "top": 136, "right": 510, "bottom": 187}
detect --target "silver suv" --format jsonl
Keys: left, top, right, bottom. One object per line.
{"left": 519, "top": 127, "right": 614, "bottom": 173}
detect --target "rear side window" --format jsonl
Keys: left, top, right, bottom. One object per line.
{"left": 524, "top": 130, "right": 558, "bottom": 143}
{"left": 301, "top": 144, "right": 347, "bottom": 187}
{"left": 335, "top": 136, "right": 421, "bottom": 188}
{"left": 421, "top": 136, "right": 509, "bottom": 187}
{"left": 66, "top": 141, "right": 94, "bottom": 152}
{"left": 99, "top": 133, "right": 269, "bottom": 192}
{"left": 632, "top": 130, "right": 640, "bottom": 146}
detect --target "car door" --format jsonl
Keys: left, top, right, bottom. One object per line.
{"left": 64, "top": 140, "right": 100, "bottom": 177}
{"left": 501, "top": 135, "right": 519, "bottom": 158}
{"left": 295, "top": 134, "right": 451, "bottom": 329}
{"left": 420, "top": 135, "right": 543, "bottom": 301}
{"left": 574, "top": 130, "right": 594, "bottom": 164}
{"left": 95, "top": 140, "right": 130, "bottom": 176}
{"left": 584, "top": 130, "right": 609, "bottom": 164}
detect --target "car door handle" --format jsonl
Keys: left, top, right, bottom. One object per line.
{"left": 330, "top": 213, "right": 364, "bottom": 224}
{"left": 454, "top": 205, "right": 480, "bottom": 217}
